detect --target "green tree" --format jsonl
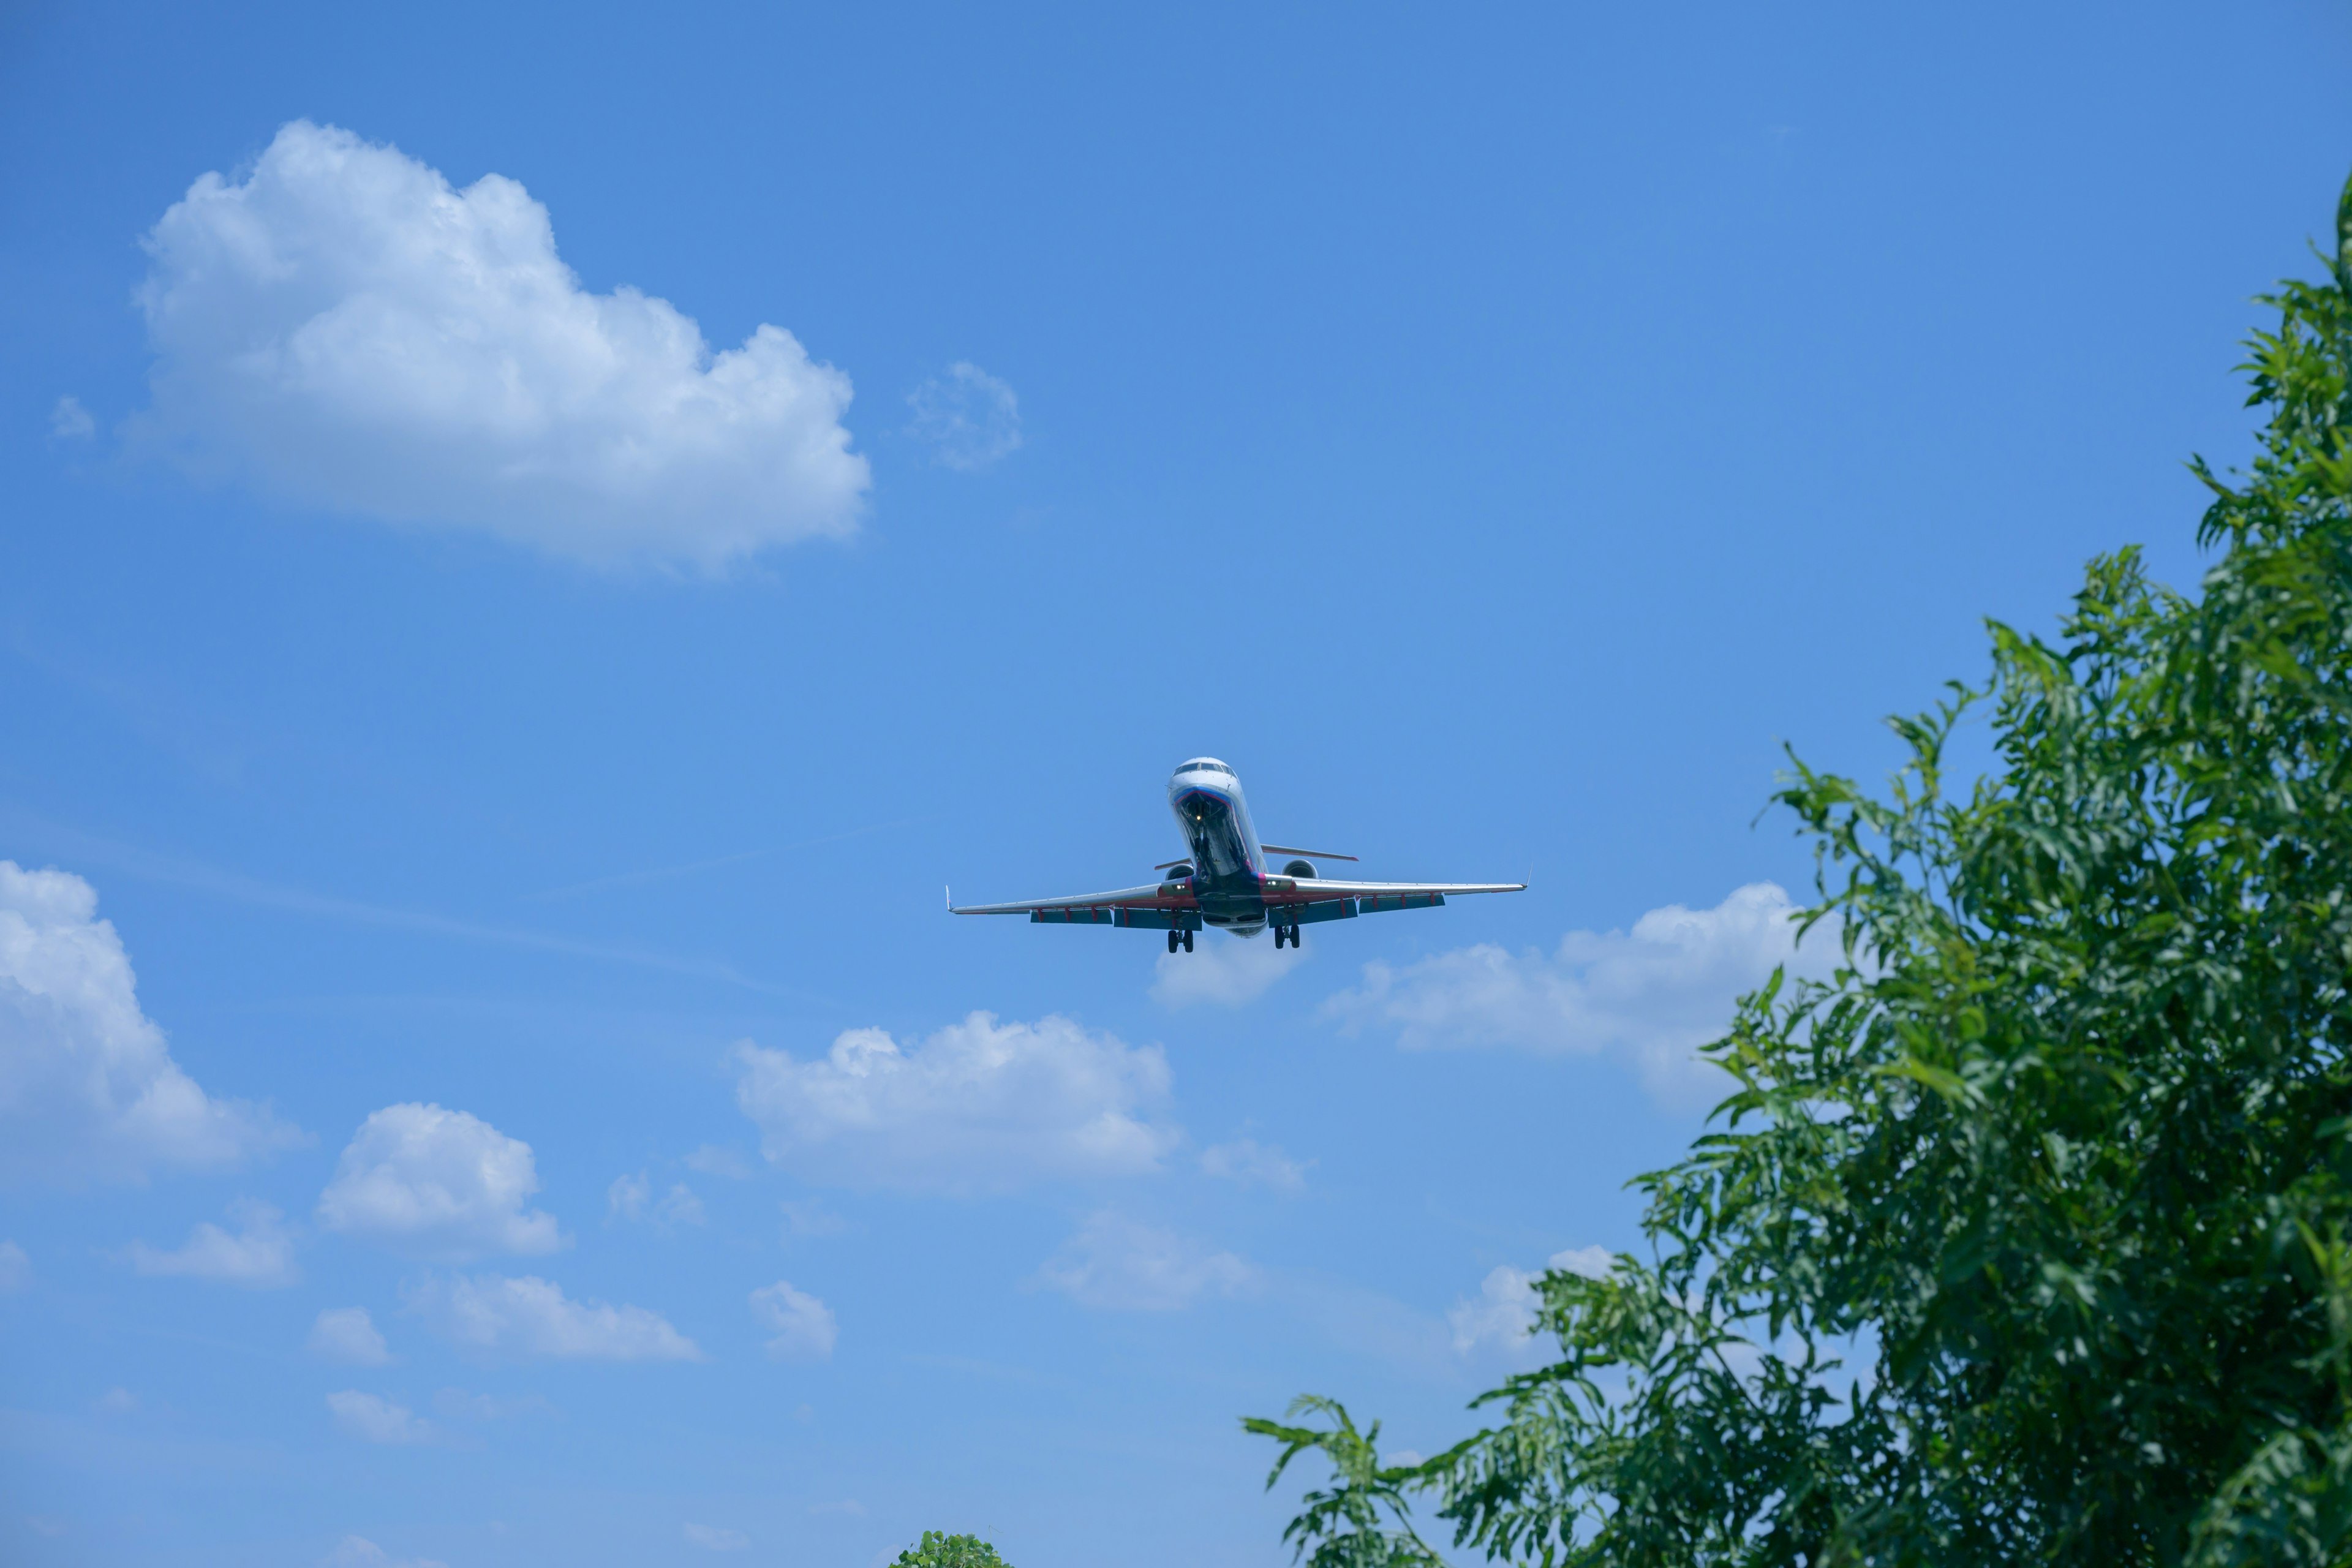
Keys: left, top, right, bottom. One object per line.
{"left": 891, "top": 1531, "right": 1014, "bottom": 1567}
{"left": 1249, "top": 167, "right": 2352, "bottom": 1567}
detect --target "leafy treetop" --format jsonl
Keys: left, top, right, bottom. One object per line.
{"left": 892, "top": 1531, "right": 1012, "bottom": 1568}
{"left": 1250, "top": 165, "right": 2352, "bottom": 1568}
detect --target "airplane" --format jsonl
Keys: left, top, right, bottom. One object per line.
{"left": 949, "top": 757, "right": 1525, "bottom": 952}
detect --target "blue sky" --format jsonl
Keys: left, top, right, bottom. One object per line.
{"left": 2, "top": 4, "right": 2348, "bottom": 1564}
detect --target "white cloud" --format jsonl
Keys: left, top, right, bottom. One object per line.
{"left": 326, "top": 1390, "right": 432, "bottom": 1445}
{"left": 0, "top": 860, "right": 298, "bottom": 1184}
{"left": 1447, "top": 1246, "right": 1615, "bottom": 1355}
{"left": 1151, "top": 933, "right": 1305, "bottom": 1009}
{"left": 1322, "top": 883, "right": 1843, "bottom": 1105}
{"left": 407, "top": 1272, "right": 701, "bottom": 1362}
{"left": 49, "top": 395, "right": 95, "bottom": 440}
{"left": 0, "top": 1240, "right": 28, "bottom": 1293}
{"left": 750, "top": 1280, "right": 837, "bottom": 1362}
{"left": 316, "top": 1102, "right": 562, "bottom": 1260}
{"left": 609, "top": 1171, "right": 704, "bottom": 1228}
{"left": 133, "top": 120, "right": 867, "bottom": 571}
{"left": 905, "top": 361, "right": 1022, "bottom": 470}
{"left": 734, "top": 1012, "right": 1178, "bottom": 1194}
{"left": 309, "top": 1306, "right": 391, "bottom": 1365}
{"left": 125, "top": 1198, "right": 298, "bottom": 1286}
{"left": 322, "top": 1535, "right": 448, "bottom": 1568}
{"left": 1199, "top": 1137, "right": 1309, "bottom": 1193}
{"left": 1038, "top": 1212, "right": 1257, "bottom": 1311}
{"left": 96, "top": 1386, "right": 137, "bottom": 1413}
{"left": 683, "top": 1523, "right": 750, "bottom": 1552}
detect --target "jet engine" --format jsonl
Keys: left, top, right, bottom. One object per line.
{"left": 1163, "top": 862, "right": 1194, "bottom": 879}
{"left": 1282, "top": 859, "right": 1317, "bottom": 879}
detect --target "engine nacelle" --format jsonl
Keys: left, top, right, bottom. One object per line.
{"left": 1281, "top": 859, "right": 1317, "bottom": 879}
{"left": 1162, "top": 862, "right": 1194, "bottom": 880}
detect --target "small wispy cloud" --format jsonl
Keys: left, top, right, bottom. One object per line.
{"left": 326, "top": 1390, "right": 434, "bottom": 1446}
{"left": 750, "top": 1280, "right": 837, "bottom": 1361}
{"left": 906, "top": 361, "right": 1023, "bottom": 470}
{"left": 608, "top": 1172, "right": 706, "bottom": 1229}
{"left": 308, "top": 1307, "right": 392, "bottom": 1365}
{"left": 1199, "top": 1137, "right": 1310, "bottom": 1193}
{"left": 1038, "top": 1212, "right": 1257, "bottom": 1311}
{"left": 125, "top": 1200, "right": 300, "bottom": 1287}
{"left": 49, "top": 395, "right": 95, "bottom": 440}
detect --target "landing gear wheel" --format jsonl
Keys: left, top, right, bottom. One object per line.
{"left": 1167, "top": 930, "right": 1180, "bottom": 954}
{"left": 1182, "top": 930, "right": 1194, "bottom": 952}
{"left": 1273, "top": 925, "right": 1289, "bottom": 949}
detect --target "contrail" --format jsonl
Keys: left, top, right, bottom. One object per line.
{"left": 521, "top": 813, "right": 935, "bottom": 902}
{"left": 0, "top": 802, "right": 832, "bottom": 1003}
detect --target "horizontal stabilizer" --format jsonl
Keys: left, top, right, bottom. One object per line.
{"left": 1261, "top": 843, "right": 1359, "bottom": 862}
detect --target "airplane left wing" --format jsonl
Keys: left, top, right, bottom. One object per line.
{"left": 1261, "top": 876, "right": 1526, "bottom": 905}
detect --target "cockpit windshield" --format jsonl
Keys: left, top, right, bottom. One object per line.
{"left": 1178, "top": 758, "right": 1232, "bottom": 776}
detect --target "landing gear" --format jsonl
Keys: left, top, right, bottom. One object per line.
{"left": 1274, "top": 924, "right": 1297, "bottom": 949}
{"left": 1168, "top": 929, "right": 1195, "bottom": 954}
{"left": 1183, "top": 929, "right": 1194, "bottom": 952}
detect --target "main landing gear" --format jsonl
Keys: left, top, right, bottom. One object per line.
{"left": 1273, "top": 924, "right": 1298, "bottom": 949}
{"left": 1166, "top": 929, "right": 1194, "bottom": 954}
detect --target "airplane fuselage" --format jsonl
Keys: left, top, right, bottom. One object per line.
{"left": 1168, "top": 758, "right": 1274, "bottom": 935}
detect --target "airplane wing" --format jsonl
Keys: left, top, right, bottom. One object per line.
{"left": 951, "top": 883, "right": 1193, "bottom": 916}
{"left": 1263, "top": 876, "right": 1526, "bottom": 907}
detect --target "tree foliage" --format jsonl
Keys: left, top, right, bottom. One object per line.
{"left": 1250, "top": 168, "right": 2352, "bottom": 1567}
{"left": 892, "top": 1531, "right": 1014, "bottom": 1567}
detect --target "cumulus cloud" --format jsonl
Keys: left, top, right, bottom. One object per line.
{"left": 316, "top": 1102, "right": 562, "bottom": 1259}
{"left": 684, "top": 1524, "right": 750, "bottom": 1552}
{"left": 326, "top": 1390, "right": 432, "bottom": 1446}
{"left": 132, "top": 120, "right": 868, "bottom": 570}
{"left": 1151, "top": 934, "right": 1305, "bottom": 1009}
{"left": 608, "top": 1171, "right": 704, "bottom": 1228}
{"left": 1038, "top": 1212, "right": 1257, "bottom": 1311}
{"left": 905, "top": 361, "right": 1022, "bottom": 470}
{"left": 1322, "top": 883, "right": 1843, "bottom": 1105}
{"left": 49, "top": 395, "right": 95, "bottom": 440}
{"left": 1199, "top": 1137, "right": 1309, "bottom": 1193}
{"left": 125, "top": 1199, "right": 299, "bottom": 1286}
{"left": 408, "top": 1272, "right": 700, "bottom": 1361}
{"left": 1448, "top": 1246, "right": 1614, "bottom": 1355}
{"left": 0, "top": 861, "right": 296, "bottom": 1185}
{"left": 734, "top": 1012, "right": 1178, "bottom": 1194}
{"left": 0, "top": 1240, "right": 28, "bottom": 1293}
{"left": 309, "top": 1306, "right": 391, "bottom": 1365}
{"left": 750, "top": 1280, "right": 837, "bottom": 1362}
